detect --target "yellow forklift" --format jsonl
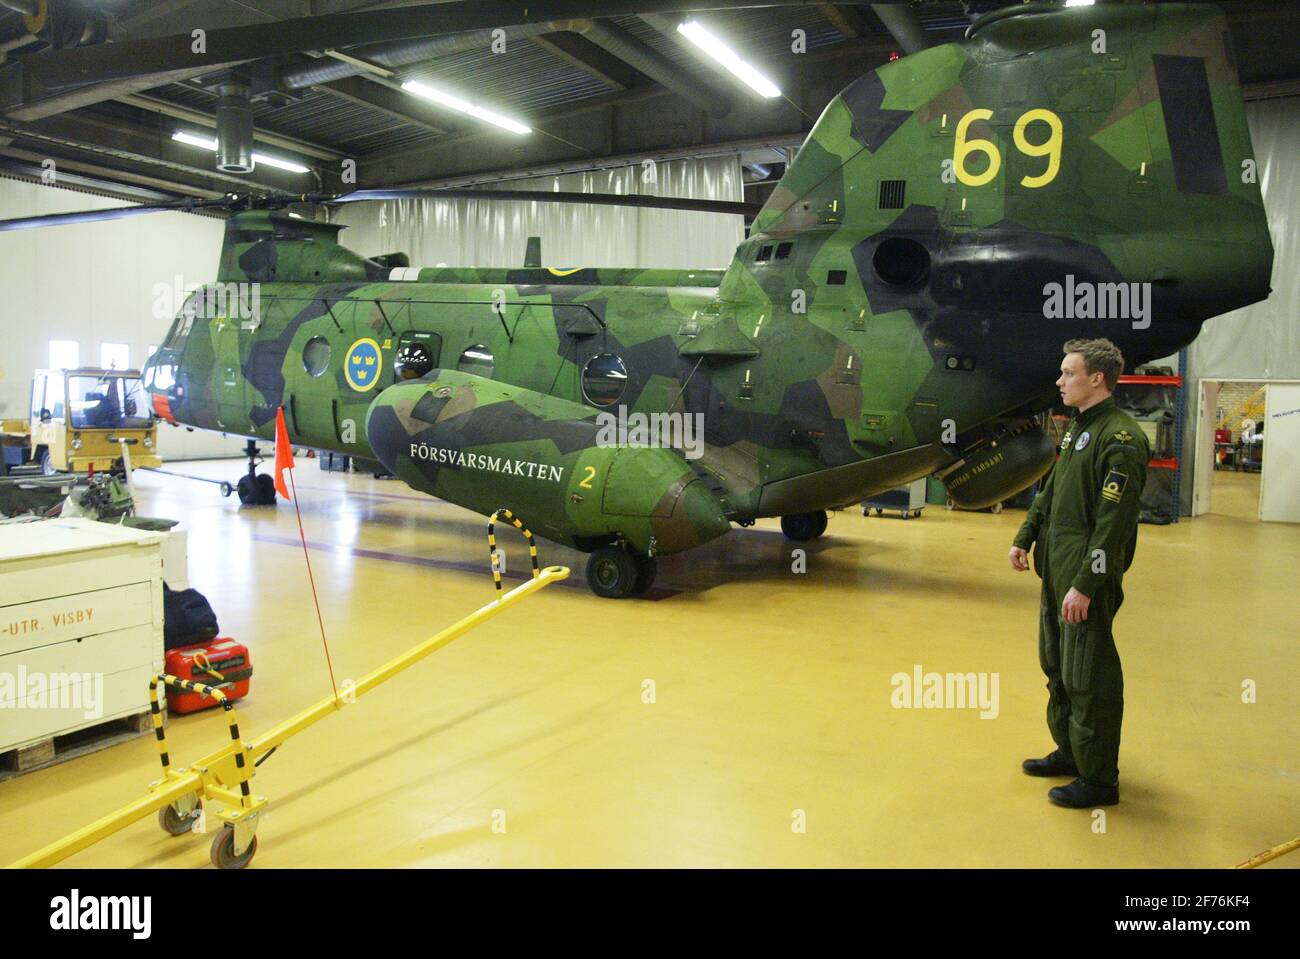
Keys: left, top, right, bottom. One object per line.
{"left": 29, "top": 367, "right": 162, "bottom": 474}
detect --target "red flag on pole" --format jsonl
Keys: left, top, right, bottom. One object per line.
{"left": 274, "top": 406, "right": 294, "bottom": 500}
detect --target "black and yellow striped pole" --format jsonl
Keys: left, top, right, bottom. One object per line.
{"left": 487, "top": 508, "right": 540, "bottom": 593}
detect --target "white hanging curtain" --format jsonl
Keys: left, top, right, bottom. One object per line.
{"left": 335, "top": 156, "right": 746, "bottom": 272}
{"left": 1187, "top": 97, "right": 1300, "bottom": 381}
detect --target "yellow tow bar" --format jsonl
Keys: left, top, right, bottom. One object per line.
{"left": 8, "top": 514, "right": 568, "bottom": 869}
{"left": 1234, "top": 837, "right": 1300, "bottom": 869}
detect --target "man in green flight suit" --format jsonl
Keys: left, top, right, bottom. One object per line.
{"left": 1009, "top": 338, "right": 1149, "bottom": 808}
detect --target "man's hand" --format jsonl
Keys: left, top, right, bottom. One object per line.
{"left": 1061, "top": 587, "right": 1091, "bottom": 624}
{"left": 1009, "top": 546, "right": 1030, "bottom": 572}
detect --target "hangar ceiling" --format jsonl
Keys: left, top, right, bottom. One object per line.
{"left": 0, "top": 0, "right": 1296, "bottom": 213}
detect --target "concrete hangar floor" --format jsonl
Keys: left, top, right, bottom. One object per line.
{"left": 2, "top": 461, "right": 1295, "bottom": 869}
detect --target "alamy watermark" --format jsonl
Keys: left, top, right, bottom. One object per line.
{"left": 1043, "top": 274, "right": 1151, "bottom": 330}
{"left": 890, "top": 664, "right": 999, "bottom": 719}
{"left": 594, "top": 405, "right": 705, "bottom": 461}
{"left": 50, "top": 889, "right": 150, "bottom": 939}
{"left": 151, "top": 274, "right": 261, "bottom": 324}
{"left": 0, "top": 666, "right": 104, "bottom": 719}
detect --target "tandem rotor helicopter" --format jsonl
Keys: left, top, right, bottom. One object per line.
{"left": 0, "top": 2, "right": 1272, "bottom": 597}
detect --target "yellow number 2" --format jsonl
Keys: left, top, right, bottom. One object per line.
{"left": 953, "top": 109, "right": 1001, "bottom": 187}
{"left": 1014, "top": 108, "right": 1063, "bottom": 188}
{"left": 579, "top": 465, "right": 596, "bottom": 489}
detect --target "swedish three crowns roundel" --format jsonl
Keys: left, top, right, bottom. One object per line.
{"left": 345, "top": 338, "right": 383, "bottom": 392}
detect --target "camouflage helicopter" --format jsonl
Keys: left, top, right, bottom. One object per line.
{"left": 1, "top": 2, "right": 1272, "bottom": 598}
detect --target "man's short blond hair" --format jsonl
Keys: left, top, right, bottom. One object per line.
{"left": 1064, "top": 338, "right": 1125, "bottom": 391}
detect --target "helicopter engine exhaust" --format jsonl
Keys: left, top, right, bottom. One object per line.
{"left": 937, "top": 419, "right": 1057, "bottom": 511}
{"left": 365, "top": 371, "right": 731, "bottom": 557}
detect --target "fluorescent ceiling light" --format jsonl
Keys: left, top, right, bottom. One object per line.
{"left": 171, "top": 131, "right": 312, "bottom": 175}
{"left": 676, "top": 21, "right": 781, "bottom": 99}
{"left": 399, "top": 80, "right": 531, "bottom": 134}
{"left": 172, "top": 130, "right": 217, "bottom": 151}
{"left": 1064, "top": 0, "right": 1095, "bottom": 7}
{"left": 252, "top": 152, "right": 312, "bottom": 174}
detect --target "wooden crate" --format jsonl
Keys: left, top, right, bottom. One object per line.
{"left": 0, "top": 709, "right": 154, "bottom": 780}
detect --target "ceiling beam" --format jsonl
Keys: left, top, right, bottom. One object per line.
{"left": 360, "top": 84, "right": 675, "bottom": 168}
{"left": 818, "top": 4, "right": 868, "bottom": 41}
{"left": 529, "top": 32, "right": 644, "bottom": 91}
{"left": 871, "top": 3, "right": 930, "bottom": 55}
{"left": 0, "top": 114, "right": 296, "bottom": 193}
{"left": 314, "top": 75, "right": 452, "bottom": 136}
{"left": 0, "top": 146, "right": 224, "bottom": 199}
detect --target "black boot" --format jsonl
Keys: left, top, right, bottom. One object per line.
{"left": 1048, "top": 777, "right": 1119, "bottom": 808}
{"left": 1022, "top": 749, "right": 1079, "bottom": 777}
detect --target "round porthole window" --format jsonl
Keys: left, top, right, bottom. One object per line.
{"left": 302, "top": 336, "right": 331, "bottom": 376}
{"left": 395, "top": 342, "right": 436, "bottom": 381}
{"left": 582, "top": 353, "right": 628, "bottom": 407}
{"left": 457, "top": 344, "right": 494, "bottom": 378}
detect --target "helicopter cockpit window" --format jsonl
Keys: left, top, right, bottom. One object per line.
{"left": 68, "top": 375, "right": 152, "bottom": 430}
{"left": 457, "top": 344, "right": 494, "bottom": 379}
{"left": 162, "top": 295, "right": 199, "bottom": 350}
{"left": 755, "top": 245, "right": 773, "bottom": 262}
{"left": 775, "top": 242, "right": 794, "bottom": 259}
{"left": 581, "top": 353, "right": 628, "bottom": 408}
{"left": 302, "top": 336, "right": 332, "bottom": 377}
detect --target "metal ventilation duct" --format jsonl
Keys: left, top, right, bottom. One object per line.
{"left": 215, "top": 85, "right": 254, "bottom": 173}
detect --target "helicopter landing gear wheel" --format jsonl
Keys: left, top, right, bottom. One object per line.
{"left": 236, "top": 474, "right": 257, "bottom": 505}
{"left": 586, "top": 546, "right": 639, "bottom": 599}
{"left": 631, "top": 554, "right": 658, "bottom": 595}
{"left": 256, "top": 473, "right": 276, "bottom": 504}
{"left": 209, "top": 825, "right": 257, "bottom": 870}
{"left": 781, "top": 510, "right": 827, "bottom": 541}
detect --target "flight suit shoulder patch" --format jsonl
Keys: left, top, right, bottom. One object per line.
{"left": 1101, "top": 467, "right": 1128, "bottom": 503}
{"left": 1112, "top": 429, "right": 1134, "bottom": 443}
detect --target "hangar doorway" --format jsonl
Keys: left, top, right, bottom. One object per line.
{"left": 1192, "top": 379, "right": 1300, "bottom": 522}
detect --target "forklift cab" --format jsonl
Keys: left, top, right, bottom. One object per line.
{"left": 30, "top": 368, "right": 162, "bottom": 474}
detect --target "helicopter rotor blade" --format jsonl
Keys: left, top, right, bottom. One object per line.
{"left": 323, "top": 188, "right": 759, "bottom": 218}
{"left": 0, "top": 197, "right": 235, "bottom": 232}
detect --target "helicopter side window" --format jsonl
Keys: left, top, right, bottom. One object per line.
{"left": 303, "top": 336, "right": 332, "bottom": 376}
{"left": 581, "top": 353, "right": 628, "bottom": 408}
{"left": 755, "top": 246, "right": 773, "bottom": 262}
{"left": 395, "top": 333, "right": 441, "bottom": 381}
{"left": 457, "top": 344, "right": 494, "bottom": 379}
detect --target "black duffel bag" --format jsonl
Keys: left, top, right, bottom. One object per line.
{"left": 163, "top": 583, "right": 220, "bottom": 650}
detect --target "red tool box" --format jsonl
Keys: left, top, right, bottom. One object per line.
{"left": 164, "top": 639, "right": 253, "bottom": 714}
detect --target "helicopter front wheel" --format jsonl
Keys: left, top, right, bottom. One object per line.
{"left": 586, "top": 546, "right": 655, "bottom": 599}
{"left": 780, "top": 510, "right": 828, "bottom": 542}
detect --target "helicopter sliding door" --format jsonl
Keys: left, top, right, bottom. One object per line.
{"left": 212, "top": 312, "right": 253, "bottom": 436}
